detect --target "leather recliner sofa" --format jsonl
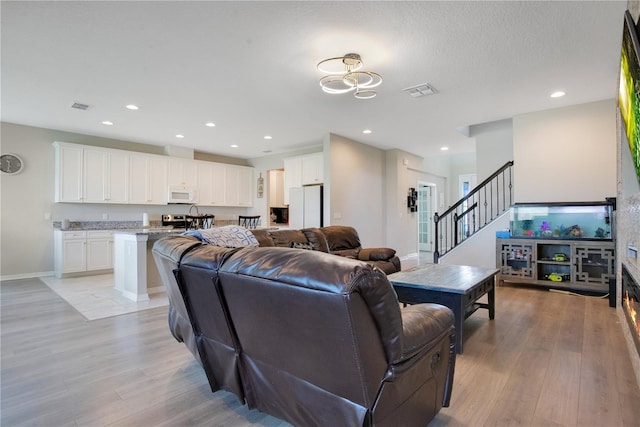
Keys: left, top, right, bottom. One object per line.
{"left": 152, "top": 234, "right": 456, "bottom": 427}
{"left": 252, "top": 225, "right": 401, "bottom": 274}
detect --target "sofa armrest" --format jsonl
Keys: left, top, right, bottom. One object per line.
{"left": 398, "top": 303, "right": 454, "bottom": 362}
{"left": 358, "top": 247, "right": 396, "bottom": 262}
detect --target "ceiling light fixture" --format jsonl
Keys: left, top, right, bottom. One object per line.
{"left": 205, "top": 122, "right": 216, "bottom": 127}
{"left": 126, "top": 104, "right": 139, "bottom": 110}
{"left": 230, "top": 144, "right": 239, "bottom": 148}
{"left": 363, "top": 129, "right": 372, "bottom": 134}
{"left": 317, "top": 53, "right": 382, "bottom": 99}
{"left": 550, "top": 91, "right": 565, "bottom": 98}
{"left": 440, "top": 146, "right": 449, "bottom": 151}
{"left": 176, "top": 134, "right": 184, "bottom": 138}
{"left": 264, "top": 135, "right": 272, "bottom": 140}
{"left": 101, "top": 121, "right": 113, "bottom": 126}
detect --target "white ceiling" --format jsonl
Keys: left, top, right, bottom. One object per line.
{"left": 0, "top": 1, "right": 628, "bottom": 160}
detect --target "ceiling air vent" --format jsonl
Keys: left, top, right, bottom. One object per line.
{"left": 71, "top": 102, "right": 91, "bottom": 110}
{"left": 403, "top": 83, "right": 437, "bottom": 98}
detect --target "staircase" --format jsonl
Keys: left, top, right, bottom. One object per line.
{"left": 433, "top": 161, "right": 514, "bottom": 263}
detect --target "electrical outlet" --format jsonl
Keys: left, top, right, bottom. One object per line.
{"left": 44, "top": 212, "right": 51, "bottom": 220}
{"left": 102, "top": 213, "right": 109, "bottom": 220}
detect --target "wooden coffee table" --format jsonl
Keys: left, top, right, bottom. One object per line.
{"left": 388, "top": 264, "right": 499, "bottom": 354}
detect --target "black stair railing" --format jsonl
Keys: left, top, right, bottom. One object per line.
{"left": 433, "top": 161, "right": 514, "bottom": 263}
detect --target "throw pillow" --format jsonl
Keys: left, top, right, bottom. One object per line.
{"left": 290, "top": 241, "right": 314, "bottom": 250}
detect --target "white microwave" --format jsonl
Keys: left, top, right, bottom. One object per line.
{"left": 167, "top": 186, "right": 198, "bottom": 204}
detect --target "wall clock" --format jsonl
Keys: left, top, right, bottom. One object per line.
{"left": 0, "top": 154, "right": 24, "bottom": 175}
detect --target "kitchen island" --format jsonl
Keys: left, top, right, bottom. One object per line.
{"left": 113, "top": 228, "right": 185, "bottom": 301}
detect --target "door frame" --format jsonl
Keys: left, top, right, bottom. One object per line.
{"left": 417, "top": 181, "right": 436, "bottom": 252}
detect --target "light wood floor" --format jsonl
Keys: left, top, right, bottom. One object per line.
{"left": 2, "top": 278, "right": 640, "bottom": 426}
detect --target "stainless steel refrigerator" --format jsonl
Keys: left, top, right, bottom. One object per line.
{"left": 288, "top": 185, "right": 323, "bottom": 229}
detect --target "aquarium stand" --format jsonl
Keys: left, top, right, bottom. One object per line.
{"left": 496, "top": 238, "right": 614, "bottom": 293}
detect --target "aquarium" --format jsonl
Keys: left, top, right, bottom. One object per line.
{"left": 509, "top": 201, "right": 614, "bottom": 240}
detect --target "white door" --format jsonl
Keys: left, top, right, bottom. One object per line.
{"left": 418, "top": 183, "right": 435, "bottom": 252}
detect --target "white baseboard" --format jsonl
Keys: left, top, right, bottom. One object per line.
{"left": 0, "top": 271, "right": 55, "bottom": 282}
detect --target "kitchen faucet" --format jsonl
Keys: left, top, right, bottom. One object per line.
{"left": 188, "top": 204, "right": 199, "bottom": 216}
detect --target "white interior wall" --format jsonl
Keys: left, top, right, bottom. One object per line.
{"left": 513, "top": 100, "right": 617, "bottom": 203}
{"left": 472, "top": 119, "right": 514, "bottom": 182}
{"left": 326, "top": 134, "right": 385, "bottom": 247}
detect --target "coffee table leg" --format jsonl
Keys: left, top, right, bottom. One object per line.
{"left": 454, "top": 295, "right": 464, "bottom": 354}
{"left": 488, "top": 278, "right": 495, "bottom": 320}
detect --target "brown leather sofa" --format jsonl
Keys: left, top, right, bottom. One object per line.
{"left": 252, "top": 225, "right": 401, "bottom": 274}
{"left": 152, "top": 235, "right": 456, "bottom": 427}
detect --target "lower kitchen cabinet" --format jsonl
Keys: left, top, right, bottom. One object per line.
{"left": 496, "top": 238, "right": 614, "bottom": 293}
{"left": 54, "top": 230, "right": 114, "bottom": 277}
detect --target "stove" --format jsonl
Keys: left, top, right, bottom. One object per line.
{"left": 162, "top": 214, "right": 187, "bottom": 229}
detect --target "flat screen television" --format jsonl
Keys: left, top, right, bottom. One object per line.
{"left": 619, "top": 10, "right": 640, "bottom": 186}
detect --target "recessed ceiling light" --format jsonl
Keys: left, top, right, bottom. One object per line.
{"left": 101, "top": 121, "right": 113, "bottom": 126}
{"left": 264, "top": 135, "right": 272, "bottom": 140}
{"left": 550, "top": 91, "right": 565, "bottom": 98}
{"left": 176, "top": 134, "right": 184, "bottom": 138}
{"left": 126, "top": 104, "right": 139, "bottom": 110}
{"left": 363, "top": 129, "right": 372, "bottom": 134}
{"left": 440, "top": 146, "right": 449, "bottom": 151}
{"left": 230, "top": 144, "right": 239, "bottom": 148}
{"left": 205, "top": 122, "right": 216, "bottom": 127}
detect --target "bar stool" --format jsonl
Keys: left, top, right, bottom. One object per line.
{"left": 238, "top": 215, "right": 260, "bottom": 229}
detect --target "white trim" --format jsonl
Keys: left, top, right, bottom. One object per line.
{"left": 1, "top": 271, "right": 55, "bottom": 282}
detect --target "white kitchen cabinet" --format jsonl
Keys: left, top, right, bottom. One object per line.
{"left": 53, "top": 142, "right": 255, "bottom": 207}
{"left": 83, "top": 147, "right": 129, "bottom": 203}
{"left": 54, "top": 230, "right": 115, "bottom": 277}
{"left": 197, "top": 161, "right": 227, "bottom": 206}
{"left": 53, "top": 142, "right": 83, "bottom": 203}
{"left": 168, "top": 157, "right": 198, "bottom": 187}
{"left": 301, "top": 152, "right": 324, "bottom": 185}
{"left": 130, "top": 153, "right": 168, "bottom": 204}
{"left": 86, "top": 231, "right": 114, "bottom": 270}
{"left": 283, "top": 152, "right": 323, "bottom": 204}
{"left": 225, "top": 165, "right": 253, "bottom": 207}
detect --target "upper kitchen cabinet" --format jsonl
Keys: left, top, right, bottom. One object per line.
{"left": 225, "top": 165, "right": 253, "bottom": 207}
{"left": 130, "top": 153, "right": 168, "bottom": 205}
{"left": 83, "top": 147, "right": 129, "bottom": 203}
{"left": 197, "top": 161, "right": 227, "bottom": 206}
{"left": 283, "top": 152, "right": 323, "bottom": 205}
{"left": 168, "top": 157, "right": 198, "bottom": 188}
{"left": 53, "top": 142, "right": 83, "bottom": 203}
{"left": 54, "top": 142, "right": 129, "bottom": 204}
{"left": 301, "top": 152, "right": 323, "bottom": 185}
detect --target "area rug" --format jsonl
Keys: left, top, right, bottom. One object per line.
{"left": 40, "top": 273, "right": 168, "bottom": 321}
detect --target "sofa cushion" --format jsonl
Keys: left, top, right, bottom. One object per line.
{"left": 268, "top": 229, "right": 309, "bottom": 247}
{"left": 358, "top": 247, "right": 396, "bottom": 261}
{"left": 301, "top": 228, "right": 330, "bottom": 252}
{"left": 332, "top": 248, "right": 360, "bottom": 259}
{"left": 251, "top": 229, "right": 275, "bottom": 247}
{"left": 321, "top": 225, "right": 362, "bottom": 252}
